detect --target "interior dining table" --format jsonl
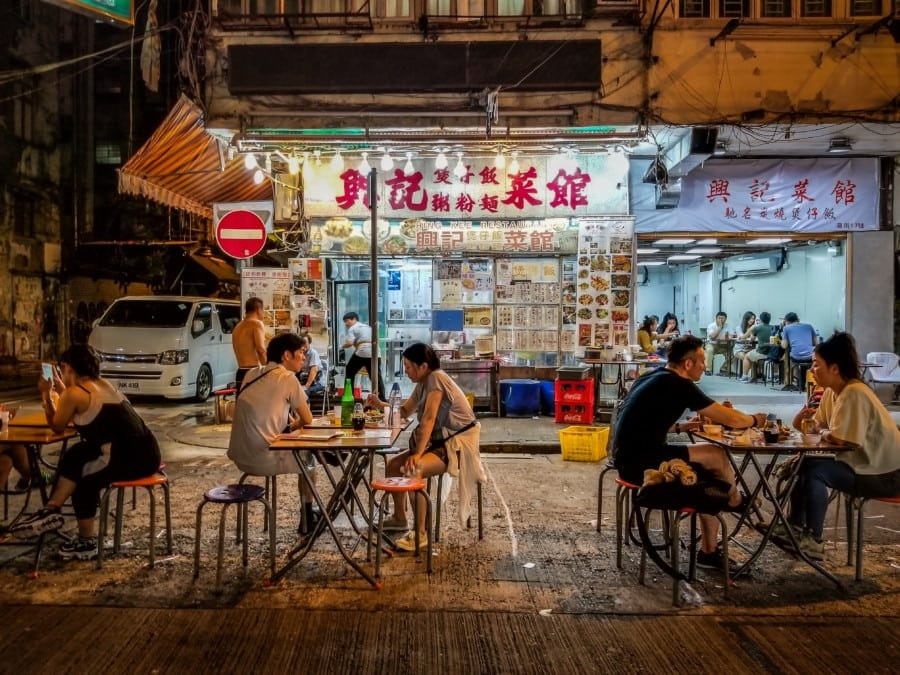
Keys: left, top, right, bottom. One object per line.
{"left": 581, "top": 356, "right": 662, "bottom": 405}
{"left": 268, "top": 421, "right": 409, "bottom": 588}
{"left": 691, "top": 427, "right": 848, "bottom": 589}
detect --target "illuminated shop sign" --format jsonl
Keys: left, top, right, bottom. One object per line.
{"left": 43, "top": 0, "right": 134, "bottom": 26}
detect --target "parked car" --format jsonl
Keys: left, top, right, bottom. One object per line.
{"left": 88, "top": 296, "right": 241, "bottom": 401}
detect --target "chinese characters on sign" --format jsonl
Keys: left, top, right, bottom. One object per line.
{"left": 671, "top": 158, "right": 879, "bottom": 233}
{"left": 304, "top": 154, "right": 627, "bottom": 219}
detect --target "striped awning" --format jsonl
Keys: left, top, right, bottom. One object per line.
{"left": 118, "top": 95, "right": 271, "bottom": 219}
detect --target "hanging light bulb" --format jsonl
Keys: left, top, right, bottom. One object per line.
{"left": 359, "top": 151, "right": 371, "bottom": 174}
{"left": 244, "top": 153, "right": 258, "bottom": 170}
{"left": 494, "top": 149, "right": 506, "bottom": 169}
{"left": 331, "top": 149, "right": 344, "bottom": 171}
{"left": 313, "top": 149, "right": 322, "bottom": 166}
{"left": 264, "top": 153, "right": 272, "bottom": 173}
{"left": 253, "top": 169, "right": 265, "bottom": 184}
{"left": 301, "top": 152, "right": 311, "bottom": 180}
{"left": 380, "top": 148, "right": 393, "bottom": 171}
{"left": 287, "top": 153, "right": 300, "bottom": 175}
{"left": 508, "top": 151, "right": 520, "bottom": 174}
{"left": 435, "top": 149, "right": 448, "bottom": 170}
{"left": 453, "top": 151, "right": 466, "bottom": 178}
{"left": 404, "top": 151, "right": 414, "bottom": 174}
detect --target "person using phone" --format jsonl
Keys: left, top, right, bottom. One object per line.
{"left": 10, "top": 345, "right": 161, "bottom": 561}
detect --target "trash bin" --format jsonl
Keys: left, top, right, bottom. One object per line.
{"left": 499, "top": 379, "right": 541, "bottom": 417}
{"left": 539, "top": 380, "right": 556, "bottom": 416}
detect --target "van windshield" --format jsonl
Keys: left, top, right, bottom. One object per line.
{"left": 99, "top": 300, "right": 192, "bottom": 328}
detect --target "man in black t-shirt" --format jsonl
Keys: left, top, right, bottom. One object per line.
{"left": 613, "top": 335, "right": 767, "bottom": 570}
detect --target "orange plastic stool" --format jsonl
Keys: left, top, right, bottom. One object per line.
{"left": 97, "top": 472, "right": 173, "bottom": 569}
{"left": 367, "top": 476, "right": 432, "bottom": 577}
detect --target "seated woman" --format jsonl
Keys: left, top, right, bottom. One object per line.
{"left": 636, "top": 315, "right": 660, "bottom": 355}
{"left": 740, "top": 311, "right": 777, "bottom": 383}
{"left": 366, "top": 343, "right": 483, "bottom": 551}
{"left": 0, "top": 404, "right": 32, "bottom": 491}
{"left": 731, "top": 310, "right": 757, "bottom": 374}
{"left": 783, "top": 332, "right": 900, "bottom": 560}
{"left": 10, "top": 345, "right": 161, "bottom": 561}
{"left": 655, "top": 313, "right": 680, "bottom": 356}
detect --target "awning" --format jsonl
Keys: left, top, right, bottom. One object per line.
{"left": 118, "top": 95, "right": 271, "bottom": 219}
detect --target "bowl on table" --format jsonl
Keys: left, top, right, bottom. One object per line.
{"left": 702, "top": 424, "right": 723, "bottom": 436}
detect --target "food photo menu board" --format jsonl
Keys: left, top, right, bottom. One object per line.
{"left": 288, "top": 258, "right": 328, "bottom": 346}
{"left": 241, "top": 267, "right": 292, "bottom": 337}
{"left": 574, "top": 217, "right": 635, "bottom": 351}
{"left": 495, "top": 258, "right": 561, "bottom": 354}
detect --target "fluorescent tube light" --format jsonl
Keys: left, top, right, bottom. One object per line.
{"left": 654, "top": 238, "right": 695, "bottom": 245}
{"left": 667, "top": 254, "right": 701, "bottom": 261}
{"left": 638, "top": 261, "right": 666, "bottom": 266}
{"left": 746, "top": 238, "right": 789, "bottom": 245}
{"left": 636, "top": 248, "right": 660, "bottom": 254}
{"left": 687, "top": 247, "right": 723, "bottom": 254}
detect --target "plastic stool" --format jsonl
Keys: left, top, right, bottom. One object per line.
{"left": 238, "top": 473, "right": 277, "bottom": 536}
{"left": 428, "top": 473, "right": 483, "bottom": 542}
{"left": 614, "top": 477, "right": 641, "bottom": 569}
{"left": 97, "top": 472, "right": 173, "bottom": 569}
{"left": 193, "top": 484, "right": 275, "bottom": 588}
{"left": 846, "top": 494, "right": 900, "bottom": 581}
{"left": 367, "top": 476, "right": 432, "bottom": 578}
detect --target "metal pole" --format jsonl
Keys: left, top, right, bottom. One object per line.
{"left": 368, "top": 168, "right": 380, "bottom": 398}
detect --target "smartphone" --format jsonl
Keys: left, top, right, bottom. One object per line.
{"left": 41, "top": 363, "right": 54, "bottom": 381}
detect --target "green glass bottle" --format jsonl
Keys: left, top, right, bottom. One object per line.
{"left": 341, "top": 377, "right": 355, "bottom": 427}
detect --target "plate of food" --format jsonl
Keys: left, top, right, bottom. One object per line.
{"left": 343, "top": 235, "right": 370, "bottom": 254}
{"left": 400, "top": 218, "right": 425, "bottom": 240}
{"left": 363, "top": 218, "right": 392, "bottom": 242}
{"left": 364, "top": 408, "right": 385, "bottom": 428}
{"left": 382, "top": 235, "right": 408, "bottom": 255}
{"left": 324, "top": 217, "right": 353, "bottom": 240}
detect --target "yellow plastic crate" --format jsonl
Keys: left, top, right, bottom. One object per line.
{"left": 559, "top": 426, "right": 609, "bottom": 462}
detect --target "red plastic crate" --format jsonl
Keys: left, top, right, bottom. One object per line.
{"left": 555, "top": 403, "right": 593, "bottom": 424}
{"left": 554, "top": 380, "right": 595, "bottom": 405}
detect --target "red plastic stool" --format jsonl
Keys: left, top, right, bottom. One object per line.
{"left": 367, "top": 476, "right": 432, "bottom": 577}
{"left": 97, "top": 471, "right": 172, "bottom": 569}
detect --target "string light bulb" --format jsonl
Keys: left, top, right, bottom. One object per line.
{"left": 359, "top": 151, "right": 371, "bottom": 174}
{"left": 508, "top": 151, "right": 520, "bottom": 174}
{"left": 253, "top": 169, "right": 265, "bottom": 184}
{"left": 264, "top": 153, "right": 272, "bottom": 173}
{"left": 435, "top": 149, "right": 448, "bottom": 170}
{"left": 244, "top": 153, "right": 258, "bottom": 170}
{"left": 380, "top": 148, "right": 393, "bottom": 171}
{"left": 331, "top": 149, "right": 344, "bottom": 171}
{"left": 453, "top": 152, "right": 466, "bottom": 178}
{"left": 494, "top": 149, "right": 506, "bottom": 169}
{"left": 404, "top": 152, "right": 414, "bottom": 174}
{"left": 313, "top": 149, "right": 322, "bottom": 166}
{"left": 287, "top": 153, "right": 300, "bottom": 175}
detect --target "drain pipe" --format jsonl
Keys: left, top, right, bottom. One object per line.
{"left": 718, "top": 273, "right": 738, "bottom": 314}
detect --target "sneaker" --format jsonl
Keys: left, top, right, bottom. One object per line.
{"left": 739, "top": 375, "right": 751, "bottom": 383}
{"left": 766, "top": 521, "right": 803, "bottom": 543}
{"left": 796, "top": 534, "right": 825, "bottom": 561}
{"left": 58, "top": 536, "right": 98, "bottom": 561}
{"left": 9, "top": 507, "right": 64, "bottom": 537}
{"left": 380, "top": 516, "right": 409, "bottom": 532}
{"left": 696, "top": 546, "right": 736, "bottom": 572}
{"left": 393, "top": 530, "right": 428, "bottom": 552}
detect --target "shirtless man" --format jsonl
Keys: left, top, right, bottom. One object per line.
{"left": 232, "top": 297, "right": 267, "bottom": 396}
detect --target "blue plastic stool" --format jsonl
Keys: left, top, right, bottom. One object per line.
{"left": 193, "top": 484, "right": 275, "bottom": 589}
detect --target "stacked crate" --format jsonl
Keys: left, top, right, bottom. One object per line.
{"left": 554, "top": 367, "right": 594, "bottom": 424}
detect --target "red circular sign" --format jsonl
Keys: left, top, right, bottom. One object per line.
{"left": 215, "top": 210, "right": 267, "bottom": 259}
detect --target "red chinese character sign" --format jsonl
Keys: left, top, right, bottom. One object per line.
{"left": 655, "top": 158, "right": 879, "bottom": 233}
{"left": 304, "top": 154, "right": 628, "bottom": 219}
{"left": 213, "top": 201, "right": 273, "bottom": 259}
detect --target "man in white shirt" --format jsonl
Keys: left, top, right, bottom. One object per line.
{"left": 227, "top": 333, "right": 316, "bottom": 533}
{"left": 341, "top": 311, "right": 385, "bottom": 399}
{"left": 704, "top": 311, "right": 732, "bottom": 375}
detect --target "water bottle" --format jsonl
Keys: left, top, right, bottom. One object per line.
{"left": 341, "top": 378, "right": 355, "bottom": 427}
{"left": 388, "top": 382, "right": 401, "bottom": 428}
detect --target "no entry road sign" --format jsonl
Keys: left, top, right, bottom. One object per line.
{"left": 215, "top": 209, "right": 267, "bottom": 259}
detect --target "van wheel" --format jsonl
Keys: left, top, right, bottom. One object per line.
{"left": 195, "top": 365, "right": 213, "bottom": 402}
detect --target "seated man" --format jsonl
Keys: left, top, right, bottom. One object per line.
{"left": 704, "top": 311, "right": 732, "bottom": 375}
{"left": 613, "top": 335, "right": 767, "bottom": 570}
{"left": 780, "top": 311, "right": 819, "bottom": 390}
{"left": 228, "top": 333, "right": 316, "bottom": 533}
{"left": 296, "top": 335, "right": 325, "bottom": 398}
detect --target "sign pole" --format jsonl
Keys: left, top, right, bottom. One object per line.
{"left": 368, "top": 168, "right": 380, "bottom": 399}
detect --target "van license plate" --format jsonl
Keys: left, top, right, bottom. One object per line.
{"left": 116, "top": 380, "right": 140, "bottom": 391}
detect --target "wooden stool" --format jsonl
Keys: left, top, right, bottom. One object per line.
{"left": 97, "top": 471, "right": 173, "bottom": 569}
{"left": 212, "top": 388, "right": 237, "bottom": 424}
{"left": 193, "top": 484, "right": 275, "bottom": 589}
{"left": 368, "top": 476, "right": 432, "bottom": 578}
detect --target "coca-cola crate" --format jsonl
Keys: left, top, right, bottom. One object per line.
{"left": 555, "top": 403, "right": 593, "bottom": 425}
{"left": 554, "top": 380, "right": 595, "bottom": 405}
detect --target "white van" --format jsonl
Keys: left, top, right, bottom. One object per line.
{"left": 88, "top": 296, "right": 242, "bottom": 401}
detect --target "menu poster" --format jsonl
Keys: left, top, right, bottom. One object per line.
{"left": 575, "top": 217, "right": 635, "bottom": 352}
{"left": 463, "top": 306, "right": 494, "bottom": 329}
{"left": 241, "top": 267, "right": 292, "bottom": 338}
{"left": 435, "top": 279, "right": 462, "bottom": 305}
{"left": 287, "top": 258, "right": 329, "bottom": 354}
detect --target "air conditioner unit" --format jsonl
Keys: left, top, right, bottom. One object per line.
{"left": 729, "top": 256, "right": 778, "bottom": 275}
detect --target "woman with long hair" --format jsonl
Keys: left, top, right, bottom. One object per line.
{"left": 366, "top": 343, "right": 482, "bottom": 551}
{"left": 10, "top": 345, "right": 161, "bottom": 560}
{"left": 781, "top": 332, "right": 900, "bottom": 559}
{"left": 636, "top": 315, "right": 659, "bottom": 354}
